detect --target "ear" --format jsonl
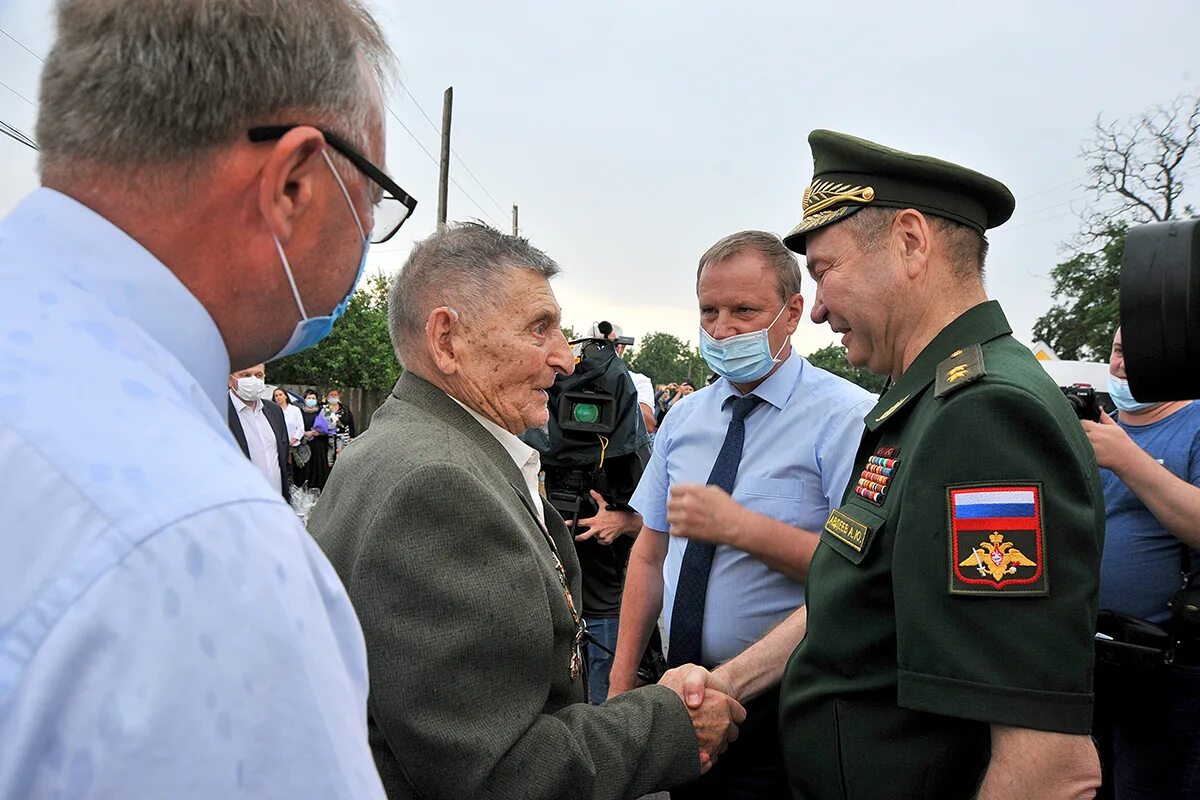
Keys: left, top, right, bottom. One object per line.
{"left": 892, "top": 209, "right": 932, "bottom": 279}
{"left": 425, "top": 306, "right": 463, "bottom": 376}
{"left": 784, "top": 292, "right": 805, "bottom": 335}
{"left": 257, "top": 127, "right": 329, "bottom": 243}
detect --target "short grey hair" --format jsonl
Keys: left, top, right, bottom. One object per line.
{"left": 696, "top": 230, "right": 802, "bottom": 301}
{"left": 389, "top": 222, "right": 561, "bottom": 362}
{"left": 37, "top": 0, "right": 392, "bottom": 170}
{"left": 842, "top": 207, "right": 990, "bottom": 278}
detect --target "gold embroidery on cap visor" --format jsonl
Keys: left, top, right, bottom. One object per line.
{"left": 802, "top": 180, "right": 876, "bottom": 217}
{"left": 787, "top": 179, "right": 877, "bottom": 240}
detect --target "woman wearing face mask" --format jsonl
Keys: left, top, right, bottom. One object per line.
{"left": 294, "top": 388, "right": 333, "bottom": 490}
{"left": 322, "top": 388, "right": 356, "bottom": 467}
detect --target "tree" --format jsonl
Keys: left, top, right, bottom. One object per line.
{"left": 1034, "top": 95, "right": 1198, "bottom": 359}
{"left": 1031, "top": 224, "right": 1125, "bottom": 361}
{"left": 627, "top": 331, "right": 692, "bottom": 386}
{"left": 269, "top": 273, "right": 401, "bottom": 391}
{"left": 1078, "top": 94, "right": 1199, "bottom": 241}
{"left": 805, "top": 344, "right": 887, "bottom": 394}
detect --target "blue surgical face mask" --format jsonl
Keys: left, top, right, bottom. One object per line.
{"left": 269, "top": 150, "right": 370, "bottom": 361}
{"left": 699, "top": 304, "right": 789, "bottom": 383}
{"left": 1107, "top": 374, "right": 1158, "bottom": 414}
{"left": 305, "top": 397, "right": 318, "bottom": 408}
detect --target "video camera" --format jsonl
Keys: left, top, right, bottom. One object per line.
{"left": 1120, "top": 218, "right": 1200, "bottom": 400}
{"left": 521, "top": 323, "right": 650, "bottom": 527}
{"left": 556, "top": 330, "right": 632, "bottom": 439}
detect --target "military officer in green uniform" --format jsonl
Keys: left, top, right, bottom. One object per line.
{"left": 674, "top": 130, "right": 1106, "bottom": 799}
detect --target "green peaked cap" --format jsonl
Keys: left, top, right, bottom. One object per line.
{"left": 783, "top": 130, "right": 1016, "bottom": 254}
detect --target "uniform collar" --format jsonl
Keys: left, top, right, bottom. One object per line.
{"left": 718, "top": 350, "right": 803, "bottom": 411}
{"left": 865, "top": 300, "right": 1011, "bottom": 432}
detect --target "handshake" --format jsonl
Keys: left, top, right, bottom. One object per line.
{"left": 656, "top": 665, "right": 746, "bottom": 774}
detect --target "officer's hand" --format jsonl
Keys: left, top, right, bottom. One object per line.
{"left": 674, "top": 675, "right": 744, "bottom": 774}
{"left": 574, "top": 491, "right": 639, "bottom": 545}
{"left": 1081, "top": 410, "right": 1137, "bottom": 471}
{"left": 667, "top": 484, "right": 743, "bottom": 545}
{"left": 658, "top": 663, "right": 739, "bottom": 709}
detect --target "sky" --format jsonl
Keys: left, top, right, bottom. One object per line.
{"left": 1, "top": 0, "right": 1197, "bottom": 362}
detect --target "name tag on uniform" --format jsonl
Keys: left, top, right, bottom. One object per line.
{"left": 825, "top": 508, "right": 871, "bottom": 552}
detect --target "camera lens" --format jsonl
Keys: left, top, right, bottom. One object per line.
{"left": 572, "top": 403, "right": 600, "bottom": 424}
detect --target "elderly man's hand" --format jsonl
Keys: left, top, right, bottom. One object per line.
{"left": 1082, "top": 410, "right": 1139, "bottom": 472}
{"left": 667, "top": 484, "right": 744, "bottom": 546}
{"left": 659, "top": 664, "right": 745, "bottom": 773}
{"left": 574, "top": 491, "right": 639, "bottom": 545}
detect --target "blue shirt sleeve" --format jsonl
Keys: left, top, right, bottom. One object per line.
{"left": 0, "top": 504, "right": 385, "bottom": 800}
{"left": 631, "top": 410, "right": 676, "bottom": 533}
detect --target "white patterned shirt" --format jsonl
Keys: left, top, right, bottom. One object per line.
{"left": 0, "top": 189, "right": 384, "bottom": 799}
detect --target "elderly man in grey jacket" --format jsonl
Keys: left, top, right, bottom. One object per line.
{"left": 308, "top": 222, "right": 743, "bottom": 800}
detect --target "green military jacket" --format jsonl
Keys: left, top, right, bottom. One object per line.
{"left": 779, "top": 301, "right": 1105, "bottom": 800}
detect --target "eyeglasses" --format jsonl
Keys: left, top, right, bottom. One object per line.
{"left": 248, "top": 124, "right": 418, "bottom": 244}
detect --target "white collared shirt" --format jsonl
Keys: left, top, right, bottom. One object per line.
{"left": 280, "top": 402, "right": 305, "bottom": 444}
{"left": 451, "top": 397, "right": 544, "bottom": 518}
{"left": 230, "top": 390, "right": 283, "bottom": 492}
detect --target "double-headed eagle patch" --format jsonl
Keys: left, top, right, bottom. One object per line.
{"left": 948, "top": 485, "right": 1047, "bottom": 596}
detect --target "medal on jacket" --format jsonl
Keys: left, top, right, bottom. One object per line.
{"left": 537, "top": 523, "right": 584, "bottom": 683}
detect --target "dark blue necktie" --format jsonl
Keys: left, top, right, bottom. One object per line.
{"left": 668, "top": 393, "right": 763, "bottom": 667}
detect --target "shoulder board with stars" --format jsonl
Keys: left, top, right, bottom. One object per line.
{"left": 934, "top": 343, "right": 986, "bottom": 399}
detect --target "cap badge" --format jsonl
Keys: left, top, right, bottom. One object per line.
{"left": 802, "top": 179, "right": 876, "bottom": 218}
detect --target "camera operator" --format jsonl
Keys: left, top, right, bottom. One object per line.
{"left": 524, "top": 321, "right": 662, "bottom": 704}
{"left": 591, "top": 321, "right": 658, "bottom": 436}
{"left": 1084, "top": 326, "right": 1200, "bottom": 800}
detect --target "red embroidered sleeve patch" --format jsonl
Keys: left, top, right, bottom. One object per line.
{"left": 948, "top": 485, "right": 1047, "bottom": 596}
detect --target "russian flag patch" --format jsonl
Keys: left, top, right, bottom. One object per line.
{"left": 948, "top": 485, "right": 1047, "bottom": 595}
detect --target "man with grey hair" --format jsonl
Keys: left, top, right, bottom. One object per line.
{"left": 308, "top": 221, "right": 745, "bottom": 800}
{"left": 0, "top": 1, "right": 413, "bottom": 796}
{"left": 674, "top": 131, "right": 1105, "bottom": 799}
{"left": 609, "top": 229, "right": 874, "bottom": 799}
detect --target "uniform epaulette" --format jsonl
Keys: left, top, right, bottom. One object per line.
{"left": 934, "top": 343, "right": 986, "bottom": 398}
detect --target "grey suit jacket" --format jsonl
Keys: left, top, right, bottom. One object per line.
{"left": 309, "top": 372, "right": 698, "bottom": 800}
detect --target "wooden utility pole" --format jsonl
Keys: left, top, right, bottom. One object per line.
{"left": 512, "top": 204, "right": 519, "bottom": 237}
{"left": 437, "top": 86, "right": 453, "bottom": 228}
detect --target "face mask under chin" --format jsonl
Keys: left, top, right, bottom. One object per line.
{"left": 268, "top": 149, "right": 370, "bottom": 362}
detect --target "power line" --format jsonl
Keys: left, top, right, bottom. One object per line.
{"left": 396, "top": 80, "right": 509, "bottom": 217}
{"left": 1017, "top": 175, "right": 1085, "bottom": 204}
{"left": 0, "top": 78, "right": 36, "bottom": 109}
{"left": 384, "top": 103, "right": 502, "bottom": 228}
{"left": 0, "top": 119, "right": 38, "bottom": 151}
{"left": 0, "top": 25, "right": 44, "bottom": 63}
{"left": 386, "top": 103, "right": 440, "bottom": 167}
{"left": 0, "top": 121, "right": 36, "bottom": 147}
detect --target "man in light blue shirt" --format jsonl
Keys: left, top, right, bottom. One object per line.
{"left": 610, "top": 230, "right": 873, "bottom": 799}
{"left": 0, "top": 2, "right": 415, "bottom": 797}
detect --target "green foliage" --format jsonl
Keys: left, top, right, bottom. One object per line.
{"left": 805, "top": 344, "right": 887, "bottom": 394}
{"left": 1031, "top": 225, "right": 1125, "bottom": 361}
{"left": 627, "top": 331, "right": 709, "bottom": 386}
{"left": 268, "top": 273, "right": 402, "bottom": 391}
